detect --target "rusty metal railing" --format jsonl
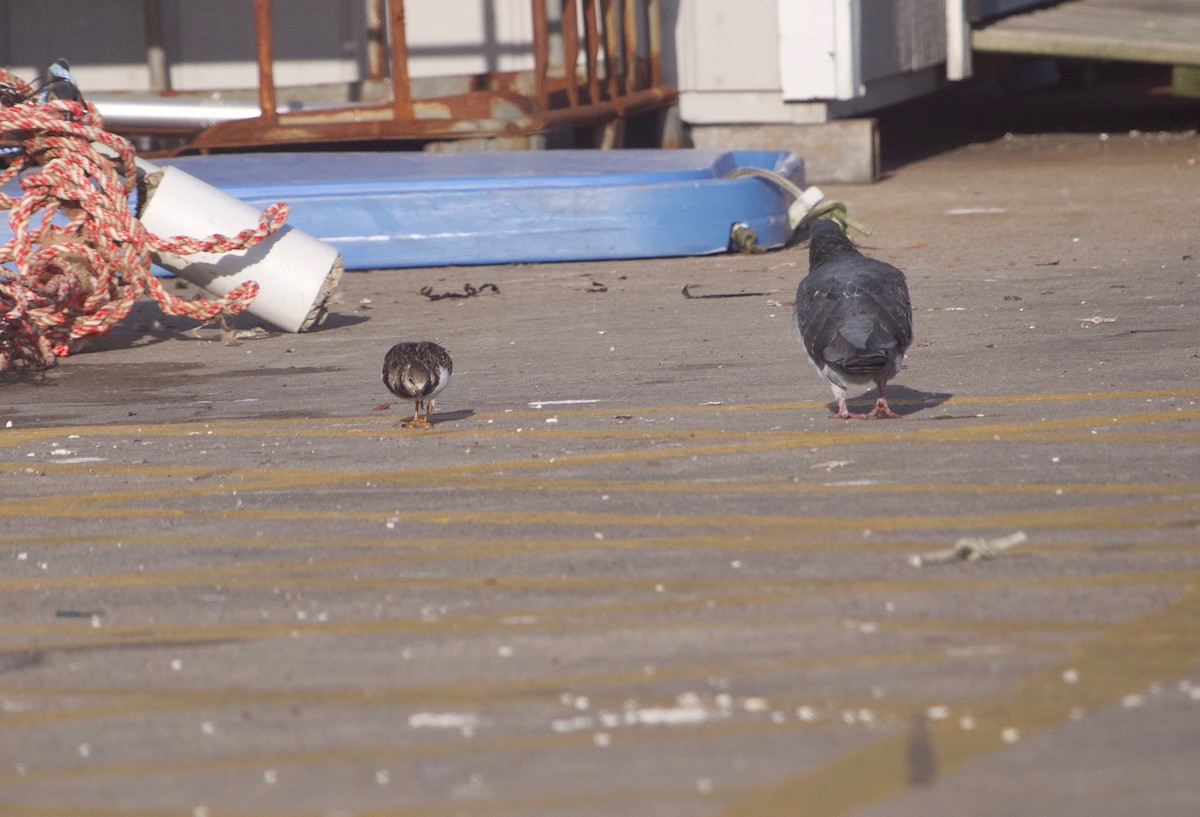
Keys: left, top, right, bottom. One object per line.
{"left": 176, "top": 0, "right": 677, "bottom": 155}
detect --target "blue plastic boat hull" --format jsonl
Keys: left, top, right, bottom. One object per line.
{"left": 157, "top": 149, "right": 804, "bottom": 270}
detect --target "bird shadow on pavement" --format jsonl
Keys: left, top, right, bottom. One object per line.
{"left": 432, "top": 409, "right": 475, "bottom": 425}
{"left": 0, "top": 369, "right": 53, "bottom": 387}
{"left": 836, "top": 384, "right": 952, "bottom": 418}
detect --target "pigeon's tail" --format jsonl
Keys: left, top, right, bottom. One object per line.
{"left": 840, "top": 349, "right": 893, "bottom": 376}
{"left": 823, "top": 321, "right": 899, "bottom": 377}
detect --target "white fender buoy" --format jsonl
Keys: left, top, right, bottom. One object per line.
{"left": 136, "top": 158, "right": 343, "bottom": 332}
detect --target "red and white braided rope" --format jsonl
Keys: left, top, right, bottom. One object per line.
{"left": 0, "top": 70, "right": 286, "bottom": 375}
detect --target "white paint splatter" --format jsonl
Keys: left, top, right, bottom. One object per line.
{"left": 409, "top": 712, "right": 482, "bottom": 730}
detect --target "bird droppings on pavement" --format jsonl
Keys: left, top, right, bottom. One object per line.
{"left": 408, "top": 712, "right": 483, "bottom": 734}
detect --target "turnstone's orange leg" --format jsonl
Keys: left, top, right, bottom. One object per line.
{"left": 400, "top": 401, "right": 425, "bottom": 428}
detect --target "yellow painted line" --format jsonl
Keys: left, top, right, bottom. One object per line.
{"left": 0, "top": 532, "right": 1194, "bottom": 566}
{"left": 0, "top": 492, "right": 1195, "bottom": 536}
{"left": 0, "top": 643, "right": 1075, "bottom": 742}
{"left": 316, "top": 387, "right": 1200, "bottom": 423}
{"left": 31, "top": 467, "right": 1200, "bottom": 499}
{"left": 7, "top": 472, "right": 1200, "bottom": 519}
{"left": 1, "top": 407, "right": 1197, "bottom": 518}
{"left": 1, "top": 537, "right": 1192, "bottom": 595}
{"left": 463, "top": 387, "right": 1200, "bottom": 420}
{"left": 0, "top": 807, "right": 284, "bottom": 817}
{"left": 0, "top": 388, "right": 1196, "bottom": 445}
{"left": 718, "top": 582, "right": 1200, "bottom": 817}
{"left": 0, "top": 570, "right": 1191, "bottom": 656}
{"left": 0, "top": 726, "right": 600, "bottom": 788}
{"left": 3, "top": 409, "right": 1197, "bottom": 489}
{"left": 0, "top": 640, "right": 1064, "bottom": 715}
{"left": 2, "top": 570, "right": 1194, "bottom": 789}
{"left": 0, "top": 785, "right": 729, "bottom": 817}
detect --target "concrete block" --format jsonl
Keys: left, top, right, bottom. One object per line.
{"left": 686, "top": 119, "right": 880, "bottom": 184}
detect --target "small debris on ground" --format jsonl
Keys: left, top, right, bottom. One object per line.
{"left": 910, "top": 531, "right": 1027, "bottom": 567}
{"left": 682, "top": 283, "right": 772, "bottom": 299}
{"left": 420, "top": 283, "right": 500, "bottom": 301}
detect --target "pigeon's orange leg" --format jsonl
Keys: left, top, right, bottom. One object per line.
{"left": 863, "top": 382, "right": 900, "bottom": 419}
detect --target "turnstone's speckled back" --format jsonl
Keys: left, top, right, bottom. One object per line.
{"left": 382, "top": 341, "right": 453, "bottom": 428}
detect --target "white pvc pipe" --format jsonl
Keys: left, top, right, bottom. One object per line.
{"left": 90, "top": 95, "right": 316, "bottom": 132}
{"left": 946, "top": 0, "right": 974, "bottom": 81}
{"left": 137, "top": 159, "right": 343, "bottom": 332}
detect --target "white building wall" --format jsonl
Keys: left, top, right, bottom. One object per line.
{"left": 0, "top": 1, "right": 561, "bottom": 92}
{"left": 1, "top": 0, "right": 984, "bottom": 122}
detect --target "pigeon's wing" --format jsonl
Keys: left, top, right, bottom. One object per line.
{"left": 855, "top": 258, "right": 913, "bottom": 354}
{"left": 795, "top": 274, "right": 842, "bottom": 366}
{"left": 795, "top": 258, "right": 912, "bottom": 373}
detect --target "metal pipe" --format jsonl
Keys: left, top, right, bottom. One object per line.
{"left": 388, "top": 0, "right": 414, "bottom": 118}
{"left": 582, "top": 0, "right": 602, "bottom": 102}
{"left": 646, "top": 0, "right": 661, "bottom": 88}
{"left": 531, "top": 0, "right": 550, "bottom": 109}
{"left": 365, "top": 0, "right": 387, "bottom": 81}
{"left": 562, "top": 0, "right": 580, "bottom": 106}
{"left": 536, "top": 84, "right": 673, "bottom": 127}
{"left": 252, "top": 0, "right": 279, "bottom": 125}
{"left": 623, "top": 0, "right": 637, "bottom": 91}
{"left": 143, "top": 0, "right": 170, "bottom": 92}
{"left": 601, "top": 0, "right": 620, "bottom": 99}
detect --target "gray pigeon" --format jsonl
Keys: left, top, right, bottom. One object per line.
{"left": 382, "top": 341, "right": 453, "bottom": 428}
{"left": 794, "top": 219, "right": 912, "bottom": 419}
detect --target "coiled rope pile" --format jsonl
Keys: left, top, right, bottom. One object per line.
{"left": 0, "top": 69, "right": 288, "bottom": 376}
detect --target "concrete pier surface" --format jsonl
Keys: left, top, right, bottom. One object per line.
{"left": 1, "top": 128, "right": 1198, "bottom": 816}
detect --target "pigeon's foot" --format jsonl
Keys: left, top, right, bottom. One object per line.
{"left": 832, "top": 397, "right": 858, "bottom": 420}
{"left": 830, "top": 397, "right": 899, "bottom": 420}
{"left": 862, "top": 398, "right": 900, "bottom": 419}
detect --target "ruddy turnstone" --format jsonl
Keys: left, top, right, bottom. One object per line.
{"left": 382, "top": 341, "right": 453, "bottom": 428}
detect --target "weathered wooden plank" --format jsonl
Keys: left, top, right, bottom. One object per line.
{"left": 974, "top": 0, "right": 1200, "bottom": 65}
{"left": 1088, "top": 0, "right": 1200, "bottom": 13}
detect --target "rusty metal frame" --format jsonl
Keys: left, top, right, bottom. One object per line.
{"left": 178, "top": 0, "right": 677, "bottom": 154}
